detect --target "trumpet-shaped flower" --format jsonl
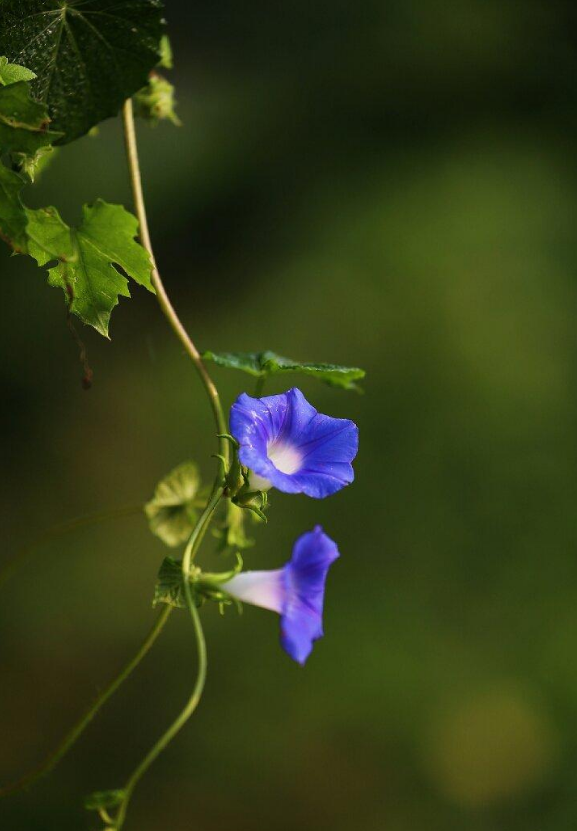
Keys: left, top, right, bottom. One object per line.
{"left": 221, "top": 526, "right": 339, "bottom": 664}
{"left": 229, "top": 387, "right": 358, "bottom": 499}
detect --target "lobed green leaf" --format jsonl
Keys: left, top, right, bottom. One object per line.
{"left": 152, "top": 556, "right": 186, "bottom": 609}
{"left": 85, "top": 789, "right": 126, "bottom": 811}
{"left": 202, "top": 350, "right": 366, "bottom": 391}
{"left": 145, "top": 462, "right": 202, "bottom": 547}
{"left": 0, "top": 0, "right": 165, "bottom": 144}
{"left": 0, "top": 56, "right": 36, "bottom": 86}
{"left": 25, "top": 200, "right": 154, "bottom": 337}
{"left": 0, "top": 71, "right": 60, "bottom": 250}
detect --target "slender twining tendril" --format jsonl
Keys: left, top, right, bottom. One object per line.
{"left": 0, "top": 606, "right": 172, "bottom": 799}
{"left": 0, "top": 505, "right": 143, "bottom": 590}
{"left": 107, "top": 99, "right": 229, "bottom": 829}
{"left": 112, "top": 491, "right": 221, "bottom": 829}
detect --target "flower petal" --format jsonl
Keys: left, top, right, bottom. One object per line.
{"left": 280, "top": 526, "right": 340, "bottom": 664}
{"left": 220, "top": 526, "right": 340, "bottom": 665}
{"left": 221, "top": 569, "right": 285, "bottom": 614}
{"left": 230, "top": 388, "right": 358, "bottom": 499}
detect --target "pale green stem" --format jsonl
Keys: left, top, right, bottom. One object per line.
{"left": 116, "top": 99, "right": 229, "bottom": 830}
{"left": 0, "top": 505, "right": 143, "bottom": 590}
{"left": 121, "top": 98, "right": 229, "bottom": 471}
{"left": 254, "top": 375, "right": 266, "bottom": 397}
{"left": 113, "top": 490, "right": 222, "bottom": 830}
{"left": 0, "top": 606, "right": 172, "bottom": 799}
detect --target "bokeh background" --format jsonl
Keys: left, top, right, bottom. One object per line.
{"left": 2, "top": 1, "right": 577, "bottom": 828}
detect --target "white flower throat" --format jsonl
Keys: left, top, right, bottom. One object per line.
{"left": 248, "top": 441, "right": 303, "bottom": 492}
{"left": 267, "top": 441, "right": 302, "bottom": 474}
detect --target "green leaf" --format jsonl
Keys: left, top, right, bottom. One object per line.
{"left": 145, "top": 462, "right": 201, "bottom": 547}
{"left": 0, "top": 74, "right": 59, "bottom": 252}
{"left": 25, "top": 200, "right": 154, "bottom": 337}
{"left": 85, "top": 789, "right": 126, "bottom": 811}
{"left": 0, "top": 80, "right": 61, "bottom": 155}
{"left": 0, "top": 56, "right": 36, "bottom": 86}
{"left": 153, "top": 556, "right": 186, "bottom": 609}
{"left": 202, "top": 350, "right": 366, "bottom": 391}
{"left": 0, "top": 0, "right": 165, "bottom": 144}
{"left": 159, "top": 35, "right": 174, "bottom": 70}
{"left": 0, "top": 165, "right": 27, "bottom": 251}
{"left": 214, "top": 500, "right": 254, "bottom": 552}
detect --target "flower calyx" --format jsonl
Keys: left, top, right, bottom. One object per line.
{"left": 232, "top": 484, "right": 268, "bottom": 522}
{"left": 218, "top": 432, "right": 244, "bottom": 497}
{"left": 153, "top": 554, "right": 244, "bottom": 612}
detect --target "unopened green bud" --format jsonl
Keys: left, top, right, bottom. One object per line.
{"left": 224, "top": 453, "right": 244, "bottom": 497}
{"left": 134, "top": 73, "right": 181, "bottom": 126}
{"left": 233, "top": 488, "right": 268, "bottom": 522}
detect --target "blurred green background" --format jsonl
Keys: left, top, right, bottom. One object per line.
{"left": 2, "top": 1, "right": 577, "bottom": 828}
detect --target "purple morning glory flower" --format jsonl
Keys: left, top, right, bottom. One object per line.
{"left": 229, "top": 387, "right": 359, "bottom": 499}
{"left": 221, "top": 526, "right": 340, "bottom": 664}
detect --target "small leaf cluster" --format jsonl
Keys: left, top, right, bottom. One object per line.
{"left": 0, "top": 66, "right": 155, "bottom": 336}
{"left": 0, "top": 1, "right": 181, "bottom": 338}
{"left": 0, "top": 0, "right": 165, "bottom": 144}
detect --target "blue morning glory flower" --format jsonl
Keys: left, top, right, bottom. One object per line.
{"left": 221, "top": 526, "right": 340, "bottom": 664}
{"left": 229, "top": 387, "right": 359, "bottom": 499}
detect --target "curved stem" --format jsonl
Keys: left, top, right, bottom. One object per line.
{"left": 0, "top": 606, "right": 173, "bottom": 799}
{"left": 182, "top": 488, "right": 224, "bottom": 582}
{"left": 113, "top": 490, "right": 222, "bottom": 829}
{"left": 116, "top": 99, "right": 228, "bottom": 830}
{"left": 115, "top": 602, "right": 206, "bottom": 830}
{"left": 253, "top": 375, "right": 266, "bottom": 397}
{"left": 0, "top": 505, "right": 143, "bottom": 590}
{"left": 121, "top": 99, "right": 229, "bottom": 470}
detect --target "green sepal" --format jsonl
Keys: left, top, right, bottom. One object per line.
{"left": 233, "top": 488, "right": 268, "bottom": 522}
{"left": 25, "top": 200, "right": 154, "bottom": 337}
{"left": 202, "top": 349, "right": 366, "bottom": 391}
{"left": 0, "top": 56, "right": 36, "bottom": 86}
{"left": 145, "top": 462, "right": 202, "bottom": 547}
{"left": 216, "top": 432, "right": 239, "bottom": 448}
{"left": 84, "top": 789, "right": 126, "bottom": 811}
{"left": 224, "top": 448, "right": 244, "bottom": 498}
{"left": 15, "top": 145, "right": 57, "bottom": 183}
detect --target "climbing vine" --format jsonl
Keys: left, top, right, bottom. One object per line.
{"left": 0, "top": 2, "right": 364, "bottom": 828}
